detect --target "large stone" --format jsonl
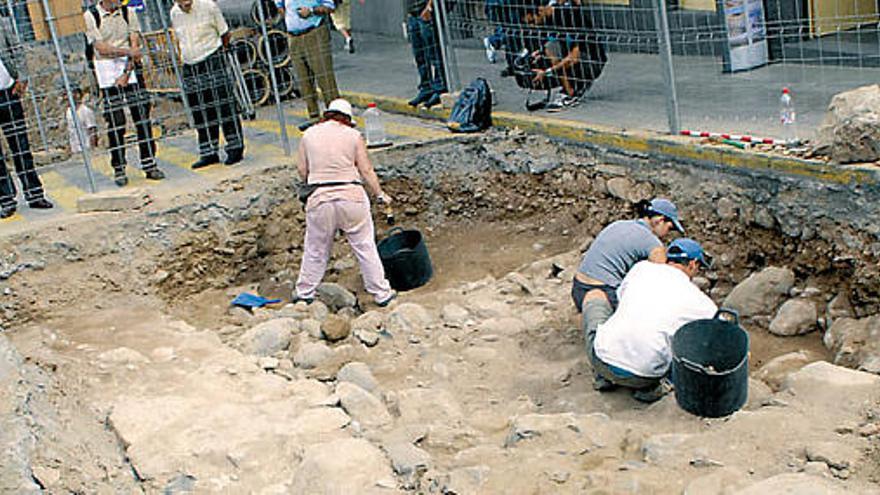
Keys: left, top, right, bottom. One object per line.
{"left": 77, "top": 188, "right": 149, "bottom": 213}
{"left": 783, "top": 361, "right": 880, "bottom": 410}
{"left": 385, "top": 442, "right": 431, "bottom": 488}
{"left": 237, "top": 318, "right": 298, "bottom": 356}
{"left": 352, "top": 311, "right": 385, "bottom": 333}
{"left": 722, "top": 267, "right": 795, "bottom": 317}
{"left": 825, "top": 293, "right": 854, "bottom": 327}
{"left": 505, "top": 413, "right": 619, "bottom": 450}
{"left": 337, "top": 362, "right": 379, "bottom": 393}
{"left": 605, "top": 177, "right": 635, "bottom": 201}
{"left": 804, "top": 441, "right": 860, "bottom": 470}
{"left": 813, "top": 84, "right": 880, "bottom": 163}
{"left": 385, "top": 303, "right": 432, "bottom": 334}
{"left": 769, "top": 299, "right": 817, "bottom": 336}
{"left": 755, "top": 351, "right": 813, "bottom": 391}
{"left": 336, "top": 382, "right": 391, "bottom": 428}
{"left": 315, "top": 283, "right": 358, "bottom": 312}
{"left": 293, "top": 342, "right": 333, "bottom": 369}
{"left": 397, "top": 388, "right": 462, "bottom": 424}
{"left": 733, "top": 473, "right": 846, "bottom": 494}
{"left": 289, "top": 438, "right": 395, "bottom": 494}
{"left": 824, "top": 315, "right": 880, "bottom": 374}
{"left": 441, "top": 304, "right": 470, "bottom": 328}
{"left": 641, "top": 433, "right": 694, "bottom": 467}
{"left": 321, "top": 315, "right": 351, "bottom": 342}
{"left": 683, "top": 467, "right": 749, "bottom": 495}
{"left": 476, "top": 317, "right": 526, "bottom": 336}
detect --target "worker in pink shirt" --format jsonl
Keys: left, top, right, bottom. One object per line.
{"left": 294, "top": 99, "right": 397, "bottom": 307}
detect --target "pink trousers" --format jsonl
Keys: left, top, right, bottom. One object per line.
{"left": 295, "top": 199, "right": 394, "bottom": 303}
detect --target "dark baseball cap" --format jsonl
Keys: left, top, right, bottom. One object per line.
{"left": 647, "top": 198, "right": 684, "bottom": 234}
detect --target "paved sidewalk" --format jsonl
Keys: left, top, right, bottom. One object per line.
{"left": 333, "top": 32, "right": 880, "bottom": 139}
{"left": 0, "top": 104, "right": 451, "bottom": 229}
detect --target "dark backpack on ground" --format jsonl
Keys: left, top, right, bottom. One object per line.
{"left": 446, "top": 78, "right": 492, "bottom": 133}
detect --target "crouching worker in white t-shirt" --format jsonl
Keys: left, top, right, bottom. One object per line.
{"left": 589, "top": 238, "right": 717, "bottom": 403}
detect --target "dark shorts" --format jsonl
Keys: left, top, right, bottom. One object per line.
{"left": 571, "top": 276, "right": 618, "bottom": 313}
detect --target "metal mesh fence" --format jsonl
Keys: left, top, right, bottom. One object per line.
{"left": 1, "top": 0, "right": 880, "bottom": 218}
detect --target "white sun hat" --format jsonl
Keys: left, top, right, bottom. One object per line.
{"left": 326, "top": 99, "right": 353, "bottom": 118}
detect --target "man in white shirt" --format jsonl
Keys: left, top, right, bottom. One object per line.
{"left": 84, "top": 0, "right": 165, "bottom": 186}
{"left": 590, "top": 238, "right": 717, "bottom": 403}
{"left": 0, "top": 18, "right": 53, "bottom": 218}
{"left": 66, "top": 87, "right": 98, "bottom": 154}
{"left": 171, "top": 0, "right": 244, "bottom": 168}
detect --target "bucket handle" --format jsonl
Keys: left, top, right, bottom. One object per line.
{"left": 385, "top": 226, "right": 404, "bottom": 238}
{"left": 678, "top": 356, "right": 726, "bottom": 376}
{"left": 714, "top": 308, "right": 740, "bottom": 326}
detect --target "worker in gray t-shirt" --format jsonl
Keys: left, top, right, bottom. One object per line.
{"left": 572, "top": 198, "right": 685, "bottom": 389}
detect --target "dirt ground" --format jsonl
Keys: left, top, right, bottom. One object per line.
{"left": 1, "top": 133, "right": 878, "bottom": 493}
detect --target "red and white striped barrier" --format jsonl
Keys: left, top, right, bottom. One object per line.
{"left": 680, "top": 129, "right": 785, "bottom": 146}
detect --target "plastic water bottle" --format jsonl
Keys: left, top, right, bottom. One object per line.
{"left": 779, "top": 87, "right": 797, "bottom": 145}
{"left": 364, "top": 103, "right": 387, "bottom": 147}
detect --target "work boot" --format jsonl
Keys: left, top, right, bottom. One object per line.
{"left": 191, "top": 154, "right": 219, "bottom": 169}
{"left": 423, "top": 92, "right": 441, "bottom": 108}
{"left": 592, "top": 373, "right": 616, "bottom": 392}
{"left": 0, "top": 205, "right": 15, "bottom": 218}
{"left": 632, "top": 379, "right": 673, "bottom": 403}
{"left": 145, "top": 168, "right": 166, "bottom": 181}
{"left": 376, "top": 291, "right": 397, "bottom": 308}
{"left": 224, "top": 150, "right": 244, "bottom": 166}
{"left": 408, "top": 92, "right": 431, "bottom": 107}
{"left": 28, "top": 198, "right": 53, "bottom": 209}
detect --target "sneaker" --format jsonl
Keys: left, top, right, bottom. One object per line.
{"left": 114, "top": 171, "right": 128, "bottom": 187}
{"left": 546, "top": 94, "right": 580, "bottom": 113}
{"left": 483, "top": 37, "right": 497, "bottom": 63}
{"left": 345, "top": 37, "right": 355, "bottom": 54}
{"left": 376, "top": 291, "right": 397, "bottom": 308}
{"left": 423, "top": 92, "right": 441, "bottom": 108}
{"left": 145, "top": 168, "right": 166, "bottom": 181}
{"left": 408, "top": 92, "right": 431, "bottom": 107}
{"left": 191, "top": 154, "right": 220, "bottom": 169}
{"left": 632, "top": 379, "right": 673, "bottom": 403}
{"left": 0, "top": 205, "right": 15, "bottom": 218}
{"left": 500, "top": 66, "right": 514, "bottom": 78}
{"left": 292, "top": 295, "right": 314, "bottom": 305}
{"left": 28, "top": 198, "right": 53, "bottom": 209}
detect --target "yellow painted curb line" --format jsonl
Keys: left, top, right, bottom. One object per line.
{"left": 341, "top": 91, "right": 879, "bottom": 186}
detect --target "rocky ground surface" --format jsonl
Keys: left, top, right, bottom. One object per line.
{"left": 1, "top": 132, "right": 880, "bottom": 493}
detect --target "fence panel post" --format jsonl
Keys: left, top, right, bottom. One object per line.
{"left": 41, "top": 0, "right": 97, "bottom": 193}
{"left": 255, "top": 0, "right": 291, "bottom": 157}
{"left": 653, "top": 0, "right": 680, "bottom": 135}
{"left": 153, "top": 0, "right": 195, "bottom": 130}
{"left": 434, "top": 0, "right": 460, "bottom": 93}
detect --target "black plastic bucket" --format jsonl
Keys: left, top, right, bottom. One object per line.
{"left": 377, "top": 227, "right": 433, "bottom": 291}
{"left": 671, "top": 309, "right": 749, "bottom": 418}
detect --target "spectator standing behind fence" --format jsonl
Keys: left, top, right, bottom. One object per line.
{"left": 65, "top": 86, "right": 98, "bottom": 153}
{"left": 294, "top": 99, "right": 397, "bottom": 307}
{"left": 331, "top": 0, "right": 360, "bottom": 53}
{"left": 0, "top": 20, "right": 53, "bottom": 219}
{"left": 84, "top": 0, "right": 165, "bottom": 187}
{"left": 171, "top": 0, "right": 245, "bottom": 169}
{"left": 278, "top": 0, "right": 341, "bottom": 131}
{"left": 405, "top": 0, "right": 446, "bottom": 108}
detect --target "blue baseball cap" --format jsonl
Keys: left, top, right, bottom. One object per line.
{"left": 667, "top": 238, "right": 710, "bottom": 268}
{"left": 647, "top": 198, "right": 684, "bottom": 234}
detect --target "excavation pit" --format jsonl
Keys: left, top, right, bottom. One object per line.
{"left": 1, "top": 132, "right": 879, "bottom": 492}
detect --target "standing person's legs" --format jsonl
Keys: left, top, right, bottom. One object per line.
{"left": 290, "top": 34, "right": 320, "bottom": 120}
{"left": 210, "top": 53, "right": 244, "bottom": 161}
{"left": 0, "top": 89, "right": 47, "bottom": 206}
{"left": 124, "top": 84, "right": 160, "bottom": 173}
{"left": 423, "top": 18, "right": 447, "bottom": 95}
{"left": 183, "top": 61, "right": 218, "bottom": 161}
{"left": 407, "top": 15, "right": 433, "bottom": 102}
{"left": 309, "top": 25, "right": 340, "bottom": 109}
{"left": 102, "top": 86, "right": 129, "bottom": 180}
{"left": 295, "top": 201, "right": 339, "bottom": 300}
{"left": 336, "top": 199, "right": 394, "bottom": 304}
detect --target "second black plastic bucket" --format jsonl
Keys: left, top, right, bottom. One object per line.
{"left": 377, "top": 227, "right": 433, "bottom": 291}
{"left": 671, "top": 309, "right": 749, "bottom": 418}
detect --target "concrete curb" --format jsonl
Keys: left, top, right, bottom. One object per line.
{"left": 342, "top": 91, "right": 880, "bottom": 187}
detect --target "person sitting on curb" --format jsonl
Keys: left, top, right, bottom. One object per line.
{"left": 589, "top": 238, "right": 716, "bottom": 403}
{"left": 573, "top": 198, "right": 684, "bottom": 390}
